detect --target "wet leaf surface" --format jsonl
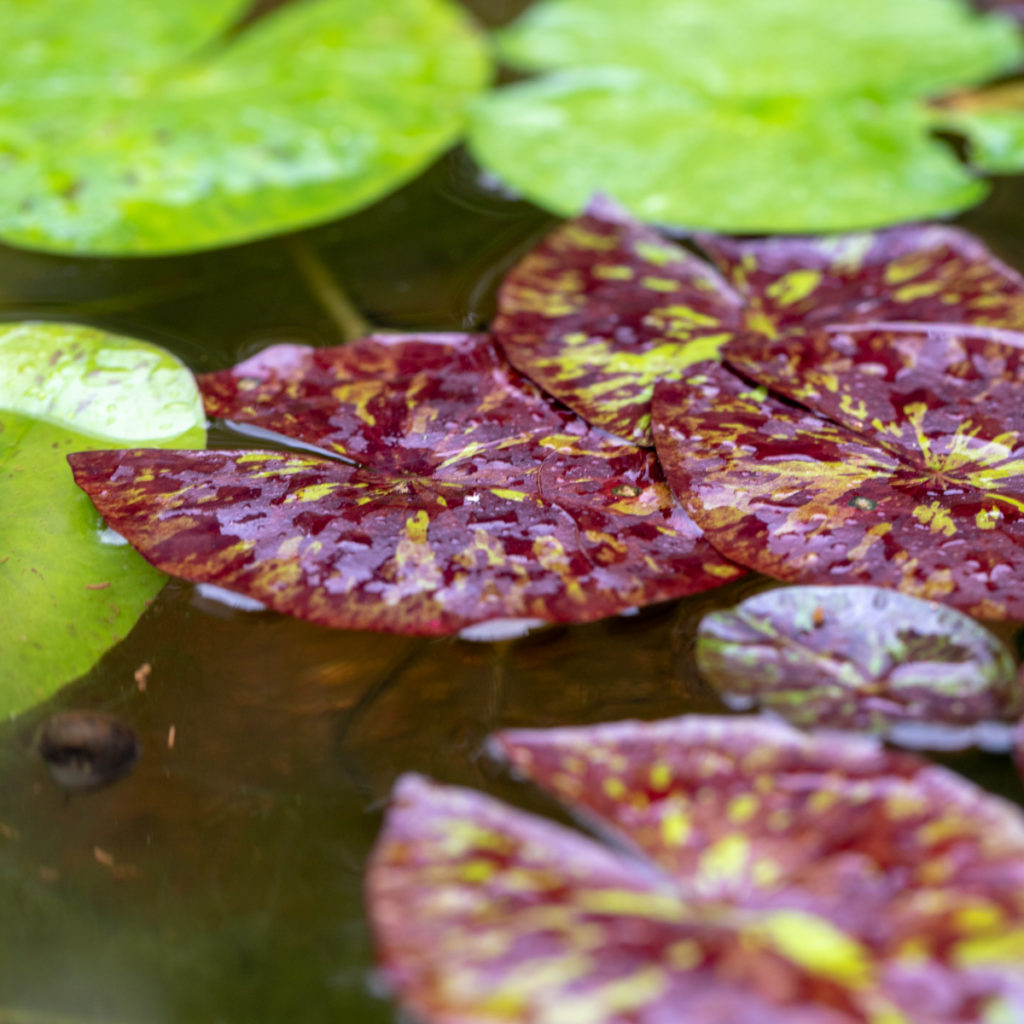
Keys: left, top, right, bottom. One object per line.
{"left": 469, "top": 0, "right": 1022, "bottom": 232}
{"left": 69, "top": 334, "right": 741, "bottom": 635}
{"left": 0, "top": 0, "right": 489, "bottom": 254}
{"left": 494, "top": 0, "right": 1021, "bottom": 100}
{"left": 0, "top": 323, "right": 205, "bottom": 717}
{"left": 369, "top": 716, "right": 1024, "bottom": 1022}
{"left": 697, "top": 584, "right": 1020, "bottom": 747}
{"left": 652, "top": 316, "right": 1024, "bottom": 619}
{"left": 494, "top": 205, "right": 1024, "bottom": 443}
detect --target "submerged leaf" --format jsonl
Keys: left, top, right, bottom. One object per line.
{"left": 652, "top": 320, "right": 1024, "bottom": 619}
{"left": 469, "top": 0, "right": 1022, "bottom": 232}
{"left": 494, "top": 204, "right": 1024, "bottom": 443}
{"left": 0, "top": 0, "right": 489, "bottom": 254}
{"left": 369, "top": 717, "right": 1024, "bottom": 1022}
{"left": 697, "top": 584, "right": 1020, "bottom": 747}
{"left": 0, "top": 323, "right": 205, "bottom": 717}
{"left": 70, "top": 334, "right": 741, "bottom": 635}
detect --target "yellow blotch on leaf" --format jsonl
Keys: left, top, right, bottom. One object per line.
{"left": 284, "top": 482, "right": 339, "bottom": 504}
{"left": 765, "top": 269, "right": 822, "bottom": 307}
{"left": 593, "top": 264, "right": 634, "bottom": 281}
{"left": 754, "top": 910, "right": 872, "bottom": 985}
{"left": 697, "top": 834, "right": 749, "bottom": 884}
{"left": 661, "top": 810, "right": 691, "bottom": 846}
{"left": 913, "top": 501, "right": 957, "bottom": 538}
{"left": 976, "top": 506, "right": 1003, "bottom": 530}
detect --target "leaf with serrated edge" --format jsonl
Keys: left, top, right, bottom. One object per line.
{"left": 493, "top": 204, "right": 1024, "bottom": 444}
{"left": 697, "top": 584, "right": 1020, "bottom": 748}
{"left": 70, "top": 334, "right": 741, "bottom": 635}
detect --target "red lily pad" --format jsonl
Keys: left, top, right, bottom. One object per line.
{"left": 368, "top": 717, "right": 1024, "bottom": 1023}
{"left": 651, "top": 320, "right": 1024, "bottom": 619}
{"left": 69, "top": 334, "right": 741, "bottom": 635}
{"left": 493, "top": 203, "right": 1024, "bottom": 444}
{"left": 492, "top": 198, "right": 743, "bottom": 445}
{"left": 696, "top": 584, "right": 1021, "bottom": 749}
{"left": 699, "top": 225, "right": 1024, "bottom": 340}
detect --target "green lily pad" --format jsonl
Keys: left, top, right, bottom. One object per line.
{"left": 495, "top": 0, "right": 1021, "bottom": 99}
{"left": 697, "top": 584, "right": 1021, "bottom": 749}
{"left": 469, "top": 0, "right": 1022, "bottom": 232}
{"left": 0, "top": 0, "right": 489, "bottom": 255}
{"left": 0, "top": 323, "right": 205, "bottom": 718}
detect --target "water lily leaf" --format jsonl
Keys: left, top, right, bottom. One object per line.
{"left": 0, "top": 323, "right": 205, "bottom": 718}
{"left": 697, "top": 584, "right": 1020, "bottom": 748}
{"left": 494, "top": 0, "right": 1021, "bottom": 100}
{"left": 368, "top": 717, "right": 1024, "bottom": 1023}
{"left": 492, "top": 199, "right": 743, "bottom": 444}
{"left": 699, "top": 224, "right": 1024, "bottom": 337}
{"left": 469, "top": 0, "right": 1022, "bottom": 233}
{"left": 493, "top": 203, "right": 1024, "bottom": 444}
{"left": 652, "top": 320, "right": 1024, "bottom": 619}
{"left": 69, "top": 334, "right": 741, "bottom": 635}
{"left": 0, "top": 0, "right": 489, "bottom": 255}
{"left": 470, "top": 72, "right": 989, "bottom": 235}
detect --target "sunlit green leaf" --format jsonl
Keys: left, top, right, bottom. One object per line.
{"left": 0, "top": 323, "right": 205, "bottom": 718}
{"left": 470, "top": 71, "right": 988, "bottom": 234}
{"left": 496, "top": 0, "right": 1021, "bottom": 99}
{"left": 0, "top": 0, "right": 489, "bottom": 254}
{"left": 470, "top": 0, "right": 1023, "bottom": 232}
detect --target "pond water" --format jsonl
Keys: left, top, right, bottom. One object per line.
{"left": 3, "top": 8, "right": 1024, "bottom": 1017}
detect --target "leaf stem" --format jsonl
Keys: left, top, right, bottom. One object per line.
{"left": 284, "top": 234, "right": 370, "bottom": 343}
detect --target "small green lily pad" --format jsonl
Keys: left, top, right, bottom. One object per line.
{"left": 697, "top": 585, "right": 1021, "bottom": 749}
{"left": 0, "top": 0, "right": 489, "bottom": 254}
{"left": 0, "top": 323, "right": 205, "bottom": 718}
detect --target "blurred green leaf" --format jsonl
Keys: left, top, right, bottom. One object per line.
{"left": 0, "top": 0, "right": 490, "bottom": 254}
{"left": 469, "top": 0, "right": 1022, "bottom": 232}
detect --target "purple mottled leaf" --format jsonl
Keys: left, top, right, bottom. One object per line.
{"left": 493, "top": 204, "right": 1024, "bottom": 444}
{"left": 368, "top": 716, "right": 1024, "bottom": 1023}
{"left": 696, "top": 584, "right": 1020, "bottom": 748}
{"left": 70, "top": 334, "right": 741, "bottom": 635}
{"left": 652, "top": 321, "right": 1024, "bottom": 619}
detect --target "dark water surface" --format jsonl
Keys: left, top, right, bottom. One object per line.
{"left": 3, "top": 9, "right": 1024, "bottom": 1016}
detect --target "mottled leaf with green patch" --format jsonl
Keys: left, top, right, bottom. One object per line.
{"left": 697, "top": 584, "right": 1020, "bottom": 748}
{"left": 0, "top": 0, "right": 489, "bottom": 254}
{"left": 69, "top": 334, "right": 741, "bottom": 636}
{"left": 368, "top": 716, "right": 1024, "bottom": 1023}
{"left": 0, "top": 323, "right": 205, "bottom": 718}
{"left": 494, "top": 204, "right": 1024, "bottom": 443}
{"left": 652, "top": 321, "right": 1024, "bottom": 619}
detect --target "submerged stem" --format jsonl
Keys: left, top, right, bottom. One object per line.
{"left": 284, "top": 234, "right": 370, "bottom": 343}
